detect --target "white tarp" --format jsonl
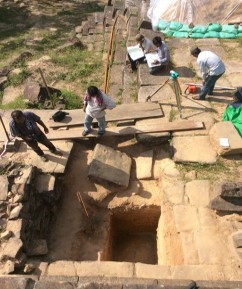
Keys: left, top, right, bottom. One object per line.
{"left": 147, "top": 0, "right": 242, "bottom": 26}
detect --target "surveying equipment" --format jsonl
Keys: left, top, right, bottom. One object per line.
{"left": 146, "top": 70, "right": 183, "bottom": 118}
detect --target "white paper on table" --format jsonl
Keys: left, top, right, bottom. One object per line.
{"left": 145, "top": 53, "right": 160, "bottom": 68}
{"left": 127, "top": 45, "right": 144, "bottom": 61}
{"left": 219, "top": 138, "right": 230, "bottom": 147}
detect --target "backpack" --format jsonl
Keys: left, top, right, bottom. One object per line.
{"left": 52, "top": 111, "right": 68, "bottom": 122}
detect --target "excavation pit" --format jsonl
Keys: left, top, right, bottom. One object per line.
{"left": 104, "top": 207, "right": 161, "bottom": 264}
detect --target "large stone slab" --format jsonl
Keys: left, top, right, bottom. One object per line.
{"left": 0, "top": 175, "right": 8, "bottom": 201}
{"left": 209, "top": 121, "right": 242, "bottom": 156}
{"left": 135, "top": 150, "right": 153, "bottom": 179}
{"left": 88, "top": 144, "right": 132, "bottom": 189}
{"left": 47, "top": 261, "right": 76, "bottom": 276}
{"left": 185, "top": 180, "right": 210, "bottom": 207}
{"left": 172, "top": 135, "right": 217, "bottom": 164}
{"left": 138, "top": 84, "right": 176, "bottom": 104}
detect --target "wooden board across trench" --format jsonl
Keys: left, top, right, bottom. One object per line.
{"left": 48, "top": 102, "right": 164, "bottom": 128}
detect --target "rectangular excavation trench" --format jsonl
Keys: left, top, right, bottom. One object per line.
{"left": 101, "top": 207, "right": 161, "bottom": 265}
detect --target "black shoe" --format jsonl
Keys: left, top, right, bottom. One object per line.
{"left": 52, "top": 149, "right": 63, "bottom": 156}
{"left": 97, "top": 132, "right": 104, "bottom": 137}
{"left": 82, "top": 130, "right": 90, "bottom": 136}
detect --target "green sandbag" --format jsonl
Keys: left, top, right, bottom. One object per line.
{"left": 238, "top": 25, "right": 242, "bottom": 33}
{"left": 204, "top": 31, "right": 220, "bottom": 38}
{"left": 179, "top": 24, "right": 192, "bottom": 32}
{"left": 207, "top": 23, "right": 222, "bottom": 32}
{"left": 158, "top": 20, "right": 169, "bottom": 30}
{"left": 237, "top": 33, "right": 242, "bottom": 38}
{"left": 169, "top": 21, "right": 183, "bottom": 31}
{"left": 190, "top": 32, "right": 205, "bottom": 38}
{"left": 222, "top": 25, "right": 238, "bottom": 34}
{"left": 219, "top": 32, "right": 236, "bottom": 39}
{"left": 162, "top": 30, "right": 174, "bottom": 37}
{"left": 192, "top": 25, "right": 207, "bottom": 34}
{"left": 173, "top": 31, "right": 189, "bottom": 38}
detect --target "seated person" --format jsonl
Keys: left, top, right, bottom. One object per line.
{"left": 128, "top": 34, "right": 153, "bottom": 72}
{"left": 223, "top": 87, "right": 242, "bottom": 136}
{"left": 150, "top": 36, "right": 170, "bottom": 75}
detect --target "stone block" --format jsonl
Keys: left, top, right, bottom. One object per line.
{"left": 209, "top": 121, "right": 242, "bottom": 156}
{"left": 194, "top": 228, "right": 227, "bottom": 265}
{"left": 172, "top": 135, "right": 217, "bottom": 164}
{"left": 135, "top": 132, "right": 171, "bottom": 146}
{"left": 162, "top": 179, "right": 184, "bottom": 205}
{"left": 221, "top": 182, "right": 242, "bottom": 198}
{"left": 88, "top": 144, "right": 132, "bottom": 189}
{"left": 135, "top": 263, "right": 171, "bottom": 279}
{"left": 35, "top": 175, "right": 55, "bottom": 194}
{"left": 209, "top": 196, "right": 242, "bottom": 213}
{"left": 104, "top": 6, "right": 114, "bottom": 19}
{"left": 2, "top": 237, "right": 23, "bottom": 259}
{"left": 232, "top": 231, "right": 242, "bottom": 248}
{"left": 185, "top": 180, "right": 210, "bottom": 207}
{"left": 171, "top": 264, "right": 225, "bottom": 281}
{"left": 0, "top": 230, "right": 12, "bottom": 240}
{"left": 6, "top": 139, "right": 21, "bottom": 152}
{"left": 0, "top": 175, "right": 8, "bottom": 201}
{"left": 9, "top": 203, "right": 23, "bottom": 220}
{"left": 135, "top": 150, "right": 153, "bottom": 179}
{"left": 94, "top": 12, "right": 104, "bottom": 24}
{"left": 27, "top": 239, "right": 48, "bottom": 256}
{"left": 47, "top": 261, "right": 76, "bottom": 276}
{"left": 180, "top": 232, "right": 199, "bottom": 265}
{"left": 6, "top": 219, "right": 25, "bottom": 238}
{"left": 173, "top": 205, "right": 200, "bottom": 232}
{"left": 74, "top": 261, "right": 134, "bottom": 278}
{"left": 35, "top": 280, "right": 76, "bottom": 289}
{"left": 0, "top": 277, "right": 34, "bottom": 289}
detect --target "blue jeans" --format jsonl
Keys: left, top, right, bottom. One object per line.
{"left": 84, "top": 114, "right": 106, "bottom": 134}
{"left": 199, "top": 73, "right": 224, "bottom": 99}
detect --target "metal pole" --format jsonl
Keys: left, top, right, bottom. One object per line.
{"left": 0, "top": 115, "right": 10, "bottom": 142}
{"left": 173, "top": 78, "right": 182, "bottom": 118}
{"left": 38, "top": 68, "right": 54, "bottom": 108}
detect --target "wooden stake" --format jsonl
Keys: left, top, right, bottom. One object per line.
{"left": 38, "top": 68, "right": 54, "bottom": 108}
{"left": 76, "top": 191, "right": 90, "bottom": 219}
{"left": 0, "top": 115, "right": 10, "bottom": 142}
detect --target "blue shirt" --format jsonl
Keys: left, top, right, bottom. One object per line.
{"left": 10, "top": 112, "right": 41, "bottom": 137}
{"left": 157, "top": 41, "right": 170, "bottom": 65}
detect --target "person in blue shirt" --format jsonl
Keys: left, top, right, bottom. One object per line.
{"left": 9, "top": 110, "right": 62, "bottom": 162}
{"left": 150, "top": 36, "right": 170, "bottom": 75}
{"left": 190, "top": 47, "right": 225, "bottom": 100}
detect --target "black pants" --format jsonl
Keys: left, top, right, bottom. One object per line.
{"left": 128, "top": 54, "right": 145, "bottom": 71}
{"left": 25, "top": 132, "right": 56, "bottom": 156}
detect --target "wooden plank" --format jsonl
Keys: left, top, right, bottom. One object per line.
{"left": 48, "top": 103, "right": 164, "bottom": 128}
{"left": 47, "top": 121, "right": 204, "bottom": 140}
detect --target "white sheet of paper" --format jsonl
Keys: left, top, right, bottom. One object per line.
{"left": 219, "top": 138, "right": 230, "bottom": 147}
{"left": 145, "top": 53, "right": 160, "bottom": 68}
{"left": 127, "top": 45, "right": 144, "bottom": 61}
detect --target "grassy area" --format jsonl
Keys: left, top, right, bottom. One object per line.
{"left": 177, "top": 157, "right": 237, "bottom": 182}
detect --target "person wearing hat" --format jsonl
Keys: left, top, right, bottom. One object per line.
{"left": 190, "top": 47, "right": 225, "bottom": 100}
{"left": 149, "top": 36, "right": 170, "bottom": 75}
{"left": 127, "top": 34, "right": 153, "bottom": 72}
{"left": 223, "top": 87, "right": 242, "bottom": 136}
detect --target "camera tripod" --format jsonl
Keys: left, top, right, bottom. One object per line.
{"left": 146, "top": 70, "right": 183, "bottom": 118}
